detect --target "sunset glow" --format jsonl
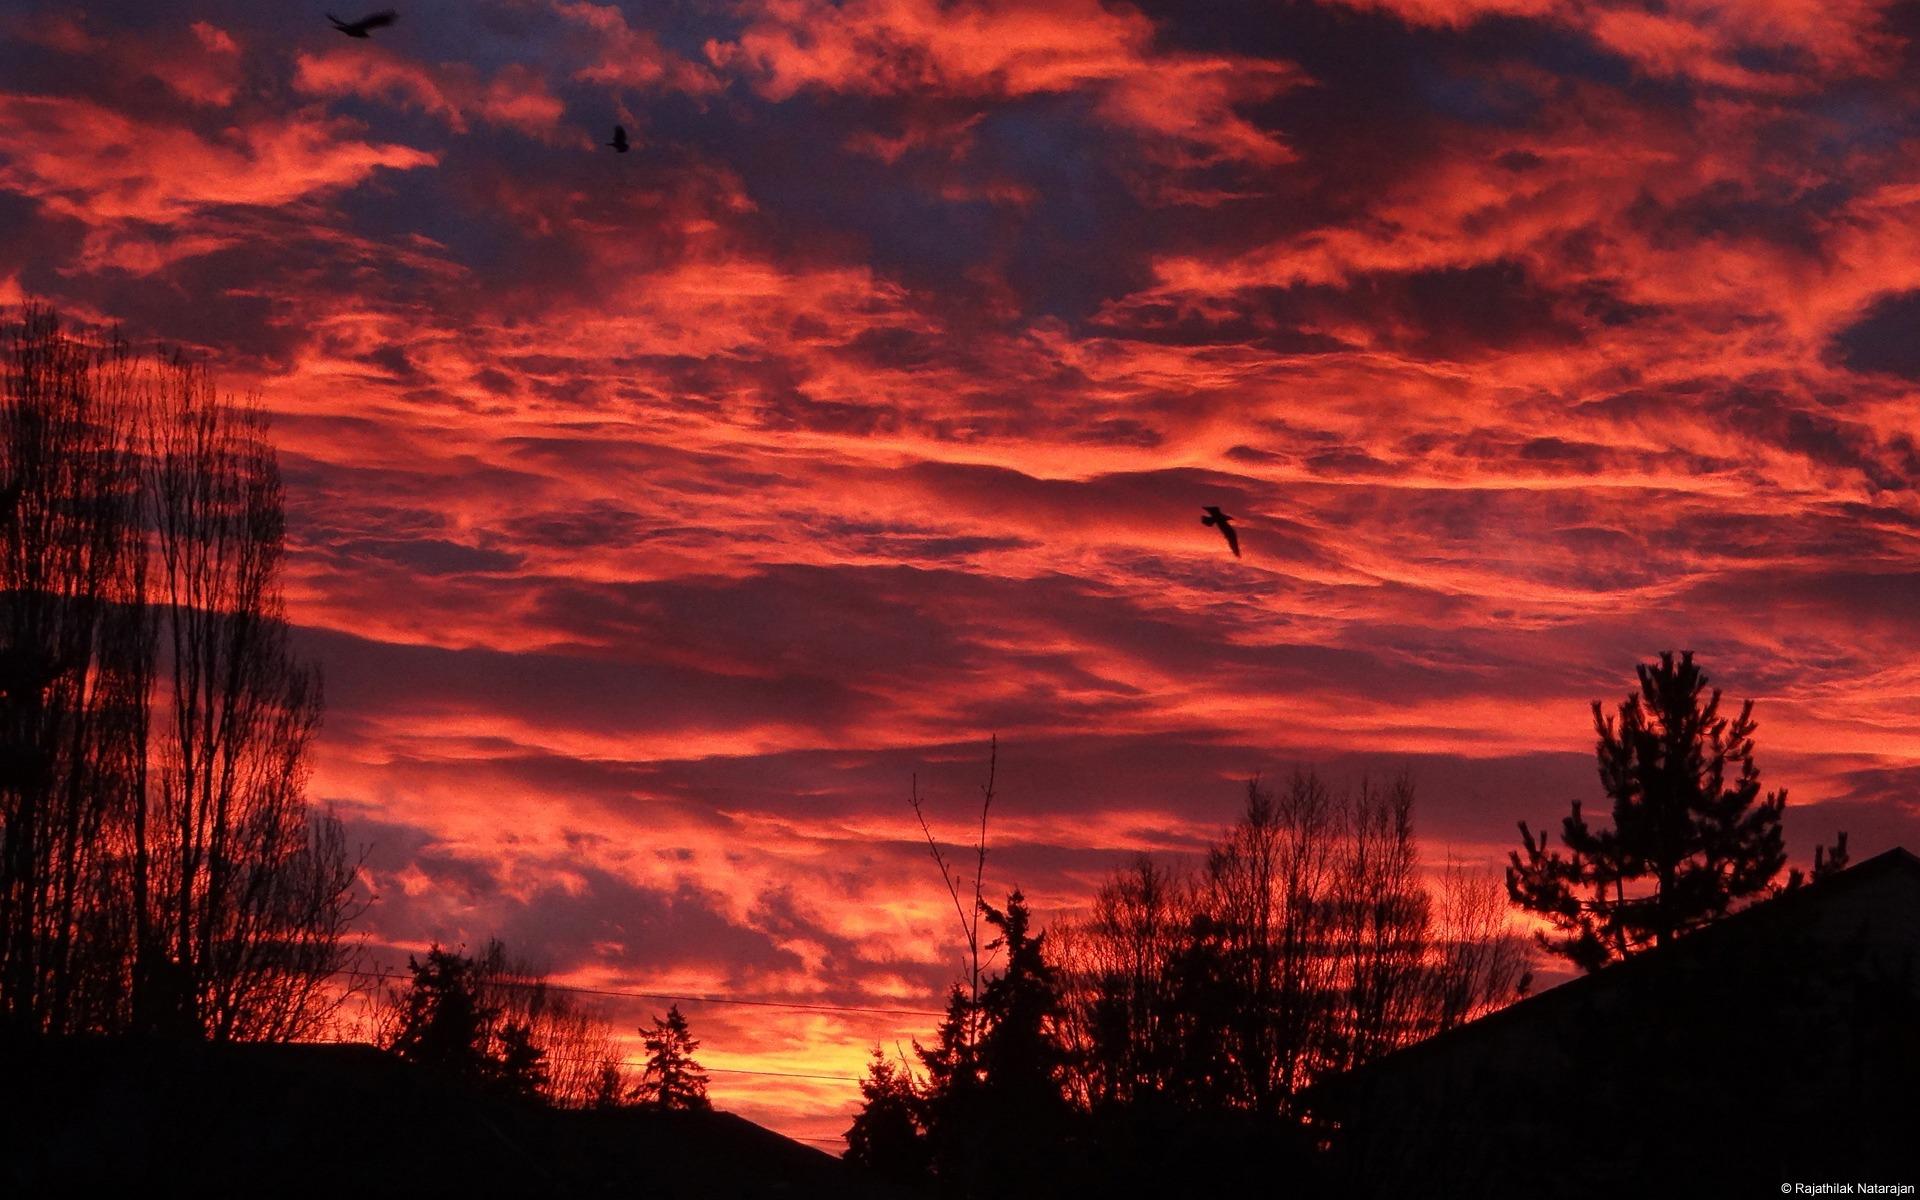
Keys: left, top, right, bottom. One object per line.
{"left": 7, "top": 0, "right": 1920, "bottom": 1145}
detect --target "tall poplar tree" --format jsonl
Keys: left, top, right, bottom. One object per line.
{"left": 0, "top": 304, "right": 360, "bottom": 1039}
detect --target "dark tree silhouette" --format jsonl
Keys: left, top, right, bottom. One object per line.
{"left": 974, "top": 891, "right": 1073, "bottom": 1180}
{"left": 0, "top": 305, "right": 360, "bottom": 1041}
{"left": 470, "top": 939, "right": 627, "bottom": 1107}
{"left": 844, "top": 1048, "right": 929, "bottom": 1184}
{"left": 1050, "top": 770, "right": 1526, "bottom": 1123}
{"left": 856, "top": 763, "right": 1527, "bottom": 1193}
{"left": 388, "top": 945, "right": 494, "bottom": 1081}
{"left": 1785, "top": 830, "right": 1852, "bottom": 891}
{"left": 1508, "top": 651, "right": 1790, "bottom": 971}
{"left": 974, "top": 892, "right": 1068, "bottom": 1111}
{"left": 493, "top": 1018, "right": 549, "bottom": 1100}
{"left": 910, "top": 981, "right": 980, "bottom": 1186}
{"left": 143, "top": 359, "right": 355, "bottom": 1041}
{"left": 908, "top": 890, "right": 1074, "bottom": 1198}
{"left": 0, "top": 308, "right": 146, "bottom": 1036}
{"left": 589, "top": 1057, "right": 626, "bottom": 1110}
{"left": 1326, "top": 776, "right": 1432, "bottom": 1074}
{"left": 631, "top": 1004, "right": 710, "bottom": 1111}
{"left": 1814, "top": 830, "right": 1850, "bottom": 878}
{"left": 1053, "top": 854, "right": 1182, "bottom": 1111}
{"left": 374, "top": 937, "right": 625, "bottom": 1106}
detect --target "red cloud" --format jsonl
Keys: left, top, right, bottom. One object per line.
{"left": 293, "top": 49, "right": 567, "bottom": 137}
{"left": 0, "top": 92, "right": 436, "bottom": 223}
{"left": 709, "top": 0, "right": 1303, "bottom": 166}
{"left": 11, "top": 0, "right": 1920, "bottom": 1148}
{"left": 552, "top": 0, "right": 723, "bottom": 94}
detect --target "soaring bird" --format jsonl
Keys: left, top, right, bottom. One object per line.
{"left": 328, "top": 10, "right": 398, "bottom": 37}
{"left": 607, "top": 125, "right": 630, "bottom": 153}
{"left": 1201, "top": 506, "right": 1241, "bottom": 557}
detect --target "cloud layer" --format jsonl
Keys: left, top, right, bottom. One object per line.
{"left": 7, "top": 0, "right": 1920, "bottom": 1144}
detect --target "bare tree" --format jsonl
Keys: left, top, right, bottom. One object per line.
{"left": 473, "top": 941, "right": 629, "bottom": 1107}
{"left": 1055, "top": 853, "right": 1185, "bottom": 1108}
{"left": 0, "top": 306, "right": 146, "bottom": 1035}
{"left": 1424, "top": 861, "right": 1530, "bottom": 1033}
{"left": 908, "top": 736, "right": 999, "bottom": 1057}
{"left": 141, "top": 356, "right": 357, "bottom": 1041}
{"left": 0, "top": 304, "right": 363, "bottom": 1041}
{"left": 1050, "top": 769, "right": 1532, "bottom": 1119}
{"left": 1327, "top": 774, "right": 1431, "bottom": 1073}
{"left": 1196, "top": 771, "right": 1343, "bottom": 1111}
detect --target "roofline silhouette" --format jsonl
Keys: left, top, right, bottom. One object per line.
{"left": 1318, "top": 845, "right": 1920, "bottom": 1094}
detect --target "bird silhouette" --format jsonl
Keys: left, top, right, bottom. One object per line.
{"left": 328, "top": 10, "right": 398, "bottom": 38}
{"left": 607, "top": 125, "right": 630, "bottom": 153}
{"left": 1201, "top": 506, "right": 1241, "bottom": 557}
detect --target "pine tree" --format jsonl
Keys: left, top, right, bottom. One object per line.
{"left": 1507, "top": 651, "right": 1789, "bottom": 971}
{"left": 631, "top": 1004, "right": 710, "bottom": 1111}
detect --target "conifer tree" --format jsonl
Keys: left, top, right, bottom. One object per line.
{"left": 631, "top": 1004, "right": 710, "bottom": 1111}
{"left": 975, "top": 891, "right": 1068, "bottom": 1117}
{"left": 914, "top": 890, "right": 1071, "bottom": 1198}
{"left": 1507, "top": 651, "right": 1788, "bottom": 971}
{"left": 589, "top": 1058, "right": 626, "bottom": 1110}
{"left": 844, "top": 1048, "right": 929, "bottom": 1183}
{"left": 389, "top": 945, "right": 494, "bottom": 1080}
{"left": 492, "top": 1018, "right": 549, "bottom": 1099}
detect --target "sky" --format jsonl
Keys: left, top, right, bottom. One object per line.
{"left": 7, "top": 0, "right": 1920, "bottom": 1146}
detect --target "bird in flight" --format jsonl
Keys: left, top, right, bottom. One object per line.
{"left": 328, "top": 10, "right": 398, "bottom": 38}
{"left": 1201, "top": 506, "right": 1241, "bottom": 557}
{"left": 607, "top": 125, "right": 630, "bottom": 153}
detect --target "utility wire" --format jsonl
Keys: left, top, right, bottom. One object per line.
{"left": 339, "top": 967, "right": 943, "bottom": 1019}
{"left": 536, "top": 1048, "right": 863, "bottom": 1084}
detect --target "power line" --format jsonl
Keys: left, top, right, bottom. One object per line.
{"left": 339, "top": 967, "right": 944, "bottom": 1020}
{"left": 708, "top": 1066, "right": 863, "bottom": 1083}
{"left": 537, "top": 1048, "right": 863, "bottom": 1084}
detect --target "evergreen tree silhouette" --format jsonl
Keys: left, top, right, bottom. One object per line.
{"left": 844, "top": 1047, "right": 930, "bottom": 1183}
{"left": 911, "top": 890, "right": 1072, "bottom": 1197}
{"left": 975, "top": 891, "right": 1068, "bottom": 1117}
{"left": 589, "top": 1057, "right": 626, "bottom": 1110}
{"left": 1507, "top": 651, "right": 1789, "bottom": 970}
{"left": 912, "top": 982, "right": 982, "bottom": 1191}
{"left": 631, "top": 1004, "right": 710, "bottom": 1111}
{"left": 493, "top": 1018, "right": 549, "bottom": 1100}
{"left": 389, "top": 945, "right": 495, "bottom": 1081}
